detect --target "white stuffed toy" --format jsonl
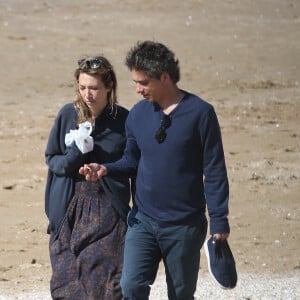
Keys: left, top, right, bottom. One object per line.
{"left": 65, "top": 121, "right": 94, "bottom": 154}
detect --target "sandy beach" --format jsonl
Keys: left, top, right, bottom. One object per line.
{"left": 0, "top": 0, "right": 299, "bottom": 298}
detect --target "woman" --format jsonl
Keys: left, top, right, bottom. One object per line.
{"left": 45, "top": 55, "right": 131, "bottom": 299}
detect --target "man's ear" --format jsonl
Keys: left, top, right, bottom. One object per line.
{"left": 160, "top": 72, "right": 170, "bottom": 83}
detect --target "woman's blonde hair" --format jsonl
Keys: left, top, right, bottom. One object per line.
{"left": 74, "top": 55, "right": 118, "bottom": 124}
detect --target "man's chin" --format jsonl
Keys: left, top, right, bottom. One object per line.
{"left": 144, "top": 96, "right": 153, "bottom": 102}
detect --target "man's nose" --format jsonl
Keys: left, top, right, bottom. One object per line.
{"left": 135, "top": 83, "right": 143, "bottom": 94}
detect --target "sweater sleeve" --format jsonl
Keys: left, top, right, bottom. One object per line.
{"left": 45, "top": 105, "right": 87, "bottom": 176}
{"left": 200, "top": 107, "right": 230, "bottom": 234}
{"left": 104, "top": 109, "right": 140, "bottom": 177}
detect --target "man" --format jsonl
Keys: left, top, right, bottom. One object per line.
{"left": 80, "top": 40, "right": 230, "bottom": 300}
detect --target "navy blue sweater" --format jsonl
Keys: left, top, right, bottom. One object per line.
{"left": 105, "top": 91, "right": 230, "bottom": 234}
{"left": 45, "top": 103, "right": 131, "bottom": 236}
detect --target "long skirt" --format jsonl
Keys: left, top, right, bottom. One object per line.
{"left": 49, "top": 180, "right": 127, "bottom": 300}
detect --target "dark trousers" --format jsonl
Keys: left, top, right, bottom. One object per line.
{"left": 120, "top": 211, "right": 207, "bottom": 300}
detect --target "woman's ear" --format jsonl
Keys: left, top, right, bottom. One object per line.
{"left": 108, "top": 81, "right": 114, "bottom": 92}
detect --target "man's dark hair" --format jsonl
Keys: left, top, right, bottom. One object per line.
{"left": 125, "top": 40, "right": 180, "bottom": 83}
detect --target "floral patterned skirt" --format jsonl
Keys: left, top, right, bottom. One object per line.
{"left": 49, "top": 180, "right": 127, "bottom": 300}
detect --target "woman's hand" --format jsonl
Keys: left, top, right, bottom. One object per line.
{"left": 79, "top": 163, "right": 107, "bottom": 181}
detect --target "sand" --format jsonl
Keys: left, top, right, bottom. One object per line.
{"left": 0, "top": 0, "right": 299, "bottom": 298}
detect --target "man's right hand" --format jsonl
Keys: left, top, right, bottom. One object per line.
{"left": 79, "top": 163, "right": 107, "bottom": 181}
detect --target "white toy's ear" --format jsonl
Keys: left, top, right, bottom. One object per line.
{"left": 78, "top": 121, "right": 93, "bottom": 135}
{"left": 65, "top": 129, "right": 77, "bottom": 147}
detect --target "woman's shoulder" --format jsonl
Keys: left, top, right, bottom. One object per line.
{"left": 55, "top": 103, "right": 77, "bottom": 121}
{"left": 57, "top": 102, "right": 77, "bottom": 115}
{"left": 53, "top": 103, "right": 78, "bottom": 128}
{"left": 115, "top": 104, "right": 129, "bottom": 120}
{"left": 116, "top": 104, "right": 129, "bottom": 114}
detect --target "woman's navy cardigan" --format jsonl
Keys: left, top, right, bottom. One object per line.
{"left": 45, "top": 103, "right": 131, "bottom": 237}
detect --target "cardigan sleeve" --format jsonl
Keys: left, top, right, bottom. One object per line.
{"left": 45, "top": 104, "right": 87, "bottom": 176}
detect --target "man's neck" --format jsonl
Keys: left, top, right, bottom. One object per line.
{"left": 159, "top": 88, "right": 184, "bottom": 114}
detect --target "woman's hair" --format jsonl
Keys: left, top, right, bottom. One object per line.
{"left": 74, "top": 55, "right": 118, "bottom": 124}
{"left": 125, "top": 40, "right": 180, "bottom": 83}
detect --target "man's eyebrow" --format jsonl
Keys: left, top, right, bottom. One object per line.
{"left": 133, "top": 79, "right": 148, "bottom": 84}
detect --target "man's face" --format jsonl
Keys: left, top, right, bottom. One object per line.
{"left": 132, "top": 69, "right": 164, "bottom": 102}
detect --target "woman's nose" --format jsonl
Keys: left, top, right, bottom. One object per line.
{"left": 85, "top": 88, "right": 92, "bottom": 96}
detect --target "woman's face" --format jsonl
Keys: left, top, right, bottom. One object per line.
{"left": 78, "top": 72, "right": 111, "bottom": 117}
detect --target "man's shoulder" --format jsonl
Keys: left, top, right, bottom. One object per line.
{"left": 183, "top": 91, "right": 214, "bottom": 115}
{"left": 130, "top": 99, "right": 152, "bottom": 113}
{"left": 185, "top": 91, "right": 213, "bottom": 109}
{"left": 133, "top": 99, "right": 150, "bottom": 107}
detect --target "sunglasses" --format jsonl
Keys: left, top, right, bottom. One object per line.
{"left": 155, "top": 114, "right": 172, "bottom": 143}
{"left": 78, "top": 58, "right": 103, "bottom": 69}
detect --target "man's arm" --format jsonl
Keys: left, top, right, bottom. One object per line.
{"left": 80, "top": 110, "right": 140, "bottom": 180}
{"left": 200, "top": 106, "right": 230, "bottom": 236}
